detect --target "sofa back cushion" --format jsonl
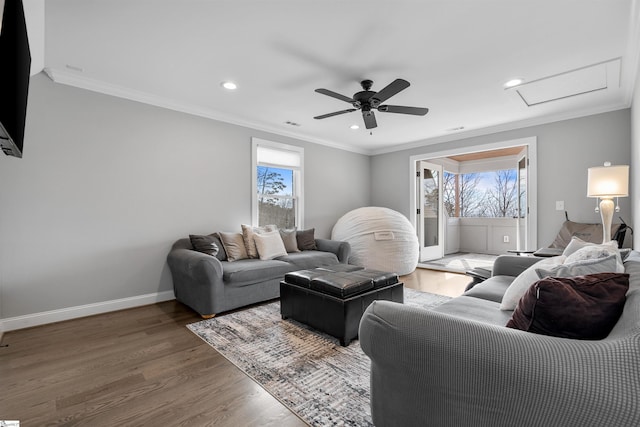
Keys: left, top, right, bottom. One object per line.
{"left": 296, "top": 228, "right": 317, "bottom": 251}
{"left": 217, "top": 231, "right": 249, "bottom": 262}
{"left": 242, "top": 224, "right": 277, "bottom": 259}
{"left": 506, "top": 272, "right": 629, "bottom": 340}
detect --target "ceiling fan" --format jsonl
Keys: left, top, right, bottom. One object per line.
{"left": 313, "top": 78, "right": 429, "bottom": 129}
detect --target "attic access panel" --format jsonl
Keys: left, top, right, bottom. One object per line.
{"left": 510, "top": 58, "right": 621, "bottom": 107}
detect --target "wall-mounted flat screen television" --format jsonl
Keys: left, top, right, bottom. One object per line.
{"left": 0, "top": 0, "right": 31, "bottom": 158}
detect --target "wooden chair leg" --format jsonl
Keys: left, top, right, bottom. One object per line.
{"left": 201, "top": 313, "right": 216, "bottom": 319}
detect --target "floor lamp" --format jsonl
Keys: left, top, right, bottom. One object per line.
{"left": 587, "top": 162, "right": 629, "bottom": 243}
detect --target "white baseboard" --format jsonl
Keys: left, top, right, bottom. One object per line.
{"left": 0, "top": 290, "right": 176, "bottom": 332}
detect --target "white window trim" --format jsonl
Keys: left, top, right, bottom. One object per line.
{"left": 251, "top": 137, "right": 304, "bottom": 229}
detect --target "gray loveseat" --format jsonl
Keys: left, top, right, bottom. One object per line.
{"left": 167, "top": 235, "right": 350, "bottom": 318}
{"left": 360, "top": 253, "right": 640, "bottom": 427}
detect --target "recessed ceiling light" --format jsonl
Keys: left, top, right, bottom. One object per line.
{"left": 504, "top": 78, "right": 523, "bottom": 88}
{"left": 350, "top": 124, "right": 359, "bottom": 130}
{"left": 221, "top": 81, "right": 237, "bottom": 90}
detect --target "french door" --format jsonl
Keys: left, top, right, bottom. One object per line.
{"left": 418, "top": 161, "right": 444, "bottom": 261}
{"left": 517, "top": 147, "right": 529, "bottom": 251}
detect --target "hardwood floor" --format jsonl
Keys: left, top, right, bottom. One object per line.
{"left": 0, "top": 268, "right": 468, "bottom": 426}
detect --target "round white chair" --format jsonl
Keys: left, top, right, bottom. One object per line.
{"left": 332, "top": 206, "right": 419, "bottom": 276}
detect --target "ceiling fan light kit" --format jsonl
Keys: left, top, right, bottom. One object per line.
{"left": 314, "top": 78, "right": 429, "bottom": 130}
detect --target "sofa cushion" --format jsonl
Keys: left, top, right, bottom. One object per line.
{"left": 277, "top": 250, "right": 339, "bottom": 269}
{"left": 218, "top": 231, "right": 249, "bottom": 262}
{"left": 221, "top": 258, "right": 295, "bottom": 285}
{"left": 296, "top": 228, "right": 317, "bottom": 250}
{"left": 464, "top": 275, "right": 514, "bottom": 303}
{"left": 500, "top": 256, "right": 566, "bottom": 310}
{"left": 254, "top": 230, "right": 288, "bottom": 260}
{"left": 433, "top": 296, "right": 514, "bottom": 326}
{"left": 506, "top": 272, "right": 629, "bottom": 339}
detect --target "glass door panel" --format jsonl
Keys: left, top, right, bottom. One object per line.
{"left": 420, "top": 161, "right": 444, "bottom": 261}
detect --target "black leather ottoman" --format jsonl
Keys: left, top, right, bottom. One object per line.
{"left": 280, "top": 266, "right": 404, "bottom": 346}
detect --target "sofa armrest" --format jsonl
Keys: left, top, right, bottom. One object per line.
{"left": 166, "top": 248, "right": 224, "bottom": 316}
{"left": 491, "top": 254, "right": 542, "bottom": 277}
{"left": 359, "top": 300, "right": 640, "bottom": 427}
{"left": 315, "top": 238, "right": 350, "bottom": 263}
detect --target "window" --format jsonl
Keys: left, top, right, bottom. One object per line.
{"left": 443, "top": 169, "right": 518, "bottom": 218}
{"left": 252, "top": 138, "right": 304, "bottom": 229}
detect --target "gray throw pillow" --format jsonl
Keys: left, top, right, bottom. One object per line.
{"left": 280, "top": 228, "right": 300, "bottom": 253}
{"left": 189, "top": 234, "right": 220, "bottom": 257}
{"left": 296, "top": 228, "right": 317, "bottom": 251}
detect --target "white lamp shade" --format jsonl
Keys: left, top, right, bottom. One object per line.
{"left": 587, "top": 165, "right": 629, "bottom": 197}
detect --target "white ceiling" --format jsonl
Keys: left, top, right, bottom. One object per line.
{"left": 41, "top": 0, "right": 640, "bottom": 154}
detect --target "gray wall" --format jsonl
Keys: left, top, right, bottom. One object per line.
{"left": 371, "top": 109, "right": 632, "bottom": 249}
{"left": 632, "top": 61, "right": 640, "bottom": 249}
{"left": 0, "top": 74, "right": 370, "bottom": 319}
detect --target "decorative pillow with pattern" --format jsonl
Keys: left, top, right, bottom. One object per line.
{"left": 535, "top": 254, "right": 619, "bottom": 280}
{"left": 563, "top": 241, "right": 624, "bottom": 273}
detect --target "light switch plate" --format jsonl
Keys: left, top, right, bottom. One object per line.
{"left": 556, "top": 201, "right": 565, "bottom": 211}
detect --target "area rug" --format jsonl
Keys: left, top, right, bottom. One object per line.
{"left": 187, "top": 288, "right": 451, "bottom": 426}
{"left": 419, "top": 252, "right": 496, "bottom": 273}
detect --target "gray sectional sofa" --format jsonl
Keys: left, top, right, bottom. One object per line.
{"left": 167, "top": 235, "right": 350, "bottom": 318}
{"left": 360, "top": 253, "right": 640, "bottom": 427}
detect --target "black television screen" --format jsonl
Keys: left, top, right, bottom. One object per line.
{"left": 0, "top": 0, "right": 31, "bottom": 158}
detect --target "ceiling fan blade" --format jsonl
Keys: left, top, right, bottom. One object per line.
{"left": 371, "top": 79, "right": 410, "bottom": 104}
{"left": 315, "top": 88, "right": 355, "bottom": 103}
{"left": 314, "top": 109, "right": 357, "bottom": 119}
{"left": 378, "top": 105, "right": 429, "bottom": 116}
{"left": 362, "top": 110, "right": 377, "bottom": 129}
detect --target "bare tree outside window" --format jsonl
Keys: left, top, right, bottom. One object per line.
{"left": 486, "top": 169, "right": 518, "bottom": 217}
{"left": 443, "top": 172, "right": 456, "bottom": 217}
{"left": 443, "top": 169, "right": 517, "bottom": 218}
{"left": 257, "top": 166, "right": 295, "bottom": 228}
{"left": 459, "top": 173, "right": 487, "bottom": 217}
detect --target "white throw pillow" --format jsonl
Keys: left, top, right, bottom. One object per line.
{"left": 500, "top": 255, "right": 566, "bottom": 311}
{"left": 241, "top": 224, "right": 277, "bottom": 258}
{"left": 535, "top": 254, "right": 619, "bottom": 279}
{"left": 253, "top": 231, "right": 288, "bottom": 260}
{"left": 564, "top": 241, "right": 624, "bottom": 273}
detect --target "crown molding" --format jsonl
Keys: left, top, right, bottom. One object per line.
{"left": 43, "top": 65, "right": 634, "bottom": 158}
{"left": 371, "top": 102, "right": 631, "bottom": 156}
{"left": 42, "top": 68, "right": 371, "bottom": 155}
